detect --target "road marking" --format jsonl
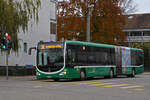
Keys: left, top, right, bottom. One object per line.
{"left": 135, "top": 89, "right": 144, "bottom": 91}
{"left": 120, "top": 85, "right": 143, "bottom": 89}
{"left": 58, "top": 81, "right": 95, "bottom": 85}
{"left": 76, "top": 82, "right": 102, "bottom": 85}
{"left": 103, "top": 84, "right": 129, "bottom": 87}
{"left": 51, "top": 84, "right": 61, "bottom": 87}
{"left": 88, "top": 83, "right": 116, "bottom": 86}
{"left": 31, "top": 80, "right": 145, "bottom": 91}
{"left": 34, "top": 86, "right": 43, "bottom": 88}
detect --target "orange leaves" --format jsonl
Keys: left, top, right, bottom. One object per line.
{"left": 57, "top": 0, "right": 127, "bottom": 45}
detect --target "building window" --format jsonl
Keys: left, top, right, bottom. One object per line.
{"left": 130, "top": 32, "right": 142, "bottom": 36}
{"left": 24, "top": 42, "right": 27, "bottom": 53}
{"left": 50, "top": 22, "right": 56, "bottom": 34}
{"left": 144, "top": 31, "right": 150, "bottom": 36}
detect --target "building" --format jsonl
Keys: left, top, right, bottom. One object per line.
{"left": 124, "top": 13, "right": 150, "bottom": 43}
{"left": 0, "top": 0, "right": 57, "bottom": 67}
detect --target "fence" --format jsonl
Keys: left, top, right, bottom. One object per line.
{"left": 0, "top": 66, "right": 36, "bottom": 76}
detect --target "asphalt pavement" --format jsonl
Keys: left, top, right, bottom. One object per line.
{"left": 0, "top": 73, "right": 150, "bottom": 100}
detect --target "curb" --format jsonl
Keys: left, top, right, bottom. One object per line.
{"left": 143, "top": 72, "right": 150, "bottom": 75}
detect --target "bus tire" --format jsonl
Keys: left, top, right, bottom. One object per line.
{"left": 127, "top": 69, "right": 135, "bottom": 78}
{"left": 80, "top": 70, "right": 86, "bottom": 81}
{"left": 131, "top": 69, "right": 135, "bottom": 77}
{"left": 109, "top": 69, "right": 114, "bottom": 78}
{"left": 53, "top": 78, "right": 59, "bottom": 81}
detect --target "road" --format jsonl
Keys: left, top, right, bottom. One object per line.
{"left": 0, "top": 73, "right": 150, "bottom": 100}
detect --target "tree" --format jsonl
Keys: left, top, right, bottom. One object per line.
{"left": 91, "top": 0, "right": 126, "bottom": 45}
{"left": 57, "top": 0, "right": 136, "bottom": 45}
{"left": 0, "top": 0, "right": 41, "bottom": 52}
{"left": 57, "top": 0, "right": 87, "bottom": 41}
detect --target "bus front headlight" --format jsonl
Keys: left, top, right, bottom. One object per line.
{"left": 59, "top": 71, "right": 67, "bottom": 76}
{"left": 36, "top": 72, "right": 41, "bottom": 76}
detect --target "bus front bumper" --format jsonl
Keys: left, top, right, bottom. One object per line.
{"left": 36, "top": 68, "right": 80, "bottom": 79}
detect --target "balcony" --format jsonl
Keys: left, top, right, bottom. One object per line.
{"left": 127, "top": 36, "right": 150, "bottom": 42}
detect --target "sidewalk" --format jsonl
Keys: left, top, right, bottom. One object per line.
{"left": 0, "top": 76, "right": 36, "bottom": 81}
{"left": 143, "top": 72, "right": 150, "bottom": 75}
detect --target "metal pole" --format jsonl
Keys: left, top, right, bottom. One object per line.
{"left": 128, "top": 32, "right": 131, "bottom": 47}
{"left": 141, "top": 31, "right": 144, "bottom": 46}
{"left": 6, "top": 51, "right": 8, "bottom": 80}
{"left": 55, "top": 0, "right": 58, "bottom": 41}
{"left": 86, "top": 7, "right": 90, "bottom": 42}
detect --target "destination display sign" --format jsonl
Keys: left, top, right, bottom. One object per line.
{"left": 38, "top": 43, "right": 63, "bottom": 50}
{"left": 41, "top": 44, "right": 62, "bottom": 49}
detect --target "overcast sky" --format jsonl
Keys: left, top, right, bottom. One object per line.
{"left": 134, "top": 0, "right": 150, "bottom": 14}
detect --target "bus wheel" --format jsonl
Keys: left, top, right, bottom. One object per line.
{"left": 109, "top": 69, "right": 114, "bottom": 78}
{"left": 80, "top": 70, "right": 86, "bottom": 81}
{"left": 131, "top": 69, "right": 135, "bottom": 77}
{"left": 127, "top": 69, "right": 135, "bottom": 78}
{"left": 53, "top": 78, "right": 59, "bottom": 81}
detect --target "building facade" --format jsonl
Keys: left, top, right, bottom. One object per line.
{"left": 124, "top": 13, "right": 150, "bottom": 43}
{"left": 0, "top": 0, "right": 57, "bottom": 67}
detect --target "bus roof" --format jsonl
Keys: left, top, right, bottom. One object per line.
{"left": 65, "top": 40, "right": 143, "bottom": 51}
{"left": 37, "top": 40, "right": 143, "bottom": 51}
{"left": 130, "top": 48, "right": 143, "bottom": 51}
{"left": 120, "top": 46, "right": 143, "bottom": 52}
{"left": 65, "top": 40, "right": 115, "bottom": 48}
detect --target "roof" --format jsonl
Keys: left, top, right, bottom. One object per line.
{"left": 37, "top": 40, "right": 143, "bottom": 51}
{"left": 65, "top": 40, "right": 115, "bottom": 48}
{"left": 124, "top": 13, "right": 150, "bottom": 30}
{"left": 66, "top": 41, "right": 143, "bottom": 51}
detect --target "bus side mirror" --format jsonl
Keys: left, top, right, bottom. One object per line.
{"left": 29, "top": 47, "right": 37, "bottom": 55}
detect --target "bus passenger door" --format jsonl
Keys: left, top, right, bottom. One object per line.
{"left": 115, "top": 46, "right": 122, "bottom": 75}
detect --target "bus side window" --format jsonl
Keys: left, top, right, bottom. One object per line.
{"left": 87, "top": 46, "right": 95, "bottom": 65}
{"left": 100, "top": 48, "right": 108, "bottom": 65}
{"left": 111, "top": 48, "right": 115, "bottom": 65}
{"left": 67, "top": 45, "right": 77, "bottom": 67}
{"left": 76, "top": 46, "right": 87, "bottom": 65}
{"left": 68, "top": 49, "right": 72, "bottom": 59}
{"left": 137, "top": 51, "right": 143, "bottom": 66}
{"left": 131, "top": 50, "right": 137, "bottom": 66}
{"left": 140, "top": 51, "right": 143, "bottom": 65}
{"left": 67, "top": 49, "right": 73, "bottom": 64}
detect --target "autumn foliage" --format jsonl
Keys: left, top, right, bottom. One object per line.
{"left": 0, "top": 0, "right": 41, "bottom": 52}
{"left": 57, "top": 0, "right": 127, "bottom": 45}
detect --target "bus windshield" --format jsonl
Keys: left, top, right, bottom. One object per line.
{"left": 38, "top": 48, "right": 64, "bottom": 65}
{"left": 37, "top": 47, "right": 64, "bottom": 72}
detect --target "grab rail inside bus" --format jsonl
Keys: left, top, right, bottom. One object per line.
{"left": 29, "top": 47, "right": 37, "bottom": 55}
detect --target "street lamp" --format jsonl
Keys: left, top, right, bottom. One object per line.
{"left": 86, "top": 4, "right": 94, "bottom": 42}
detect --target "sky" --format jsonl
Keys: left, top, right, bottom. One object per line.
{"left": 134, "top": 0, "right": 150, "bottom": 14}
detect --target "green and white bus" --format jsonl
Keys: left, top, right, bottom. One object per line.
{"left": 30, "top": 41, "right": 144, "bottom": 81}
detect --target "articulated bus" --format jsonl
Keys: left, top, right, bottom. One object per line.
{"left": 30, "top": 41, "right": 144, "bottom": 81}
